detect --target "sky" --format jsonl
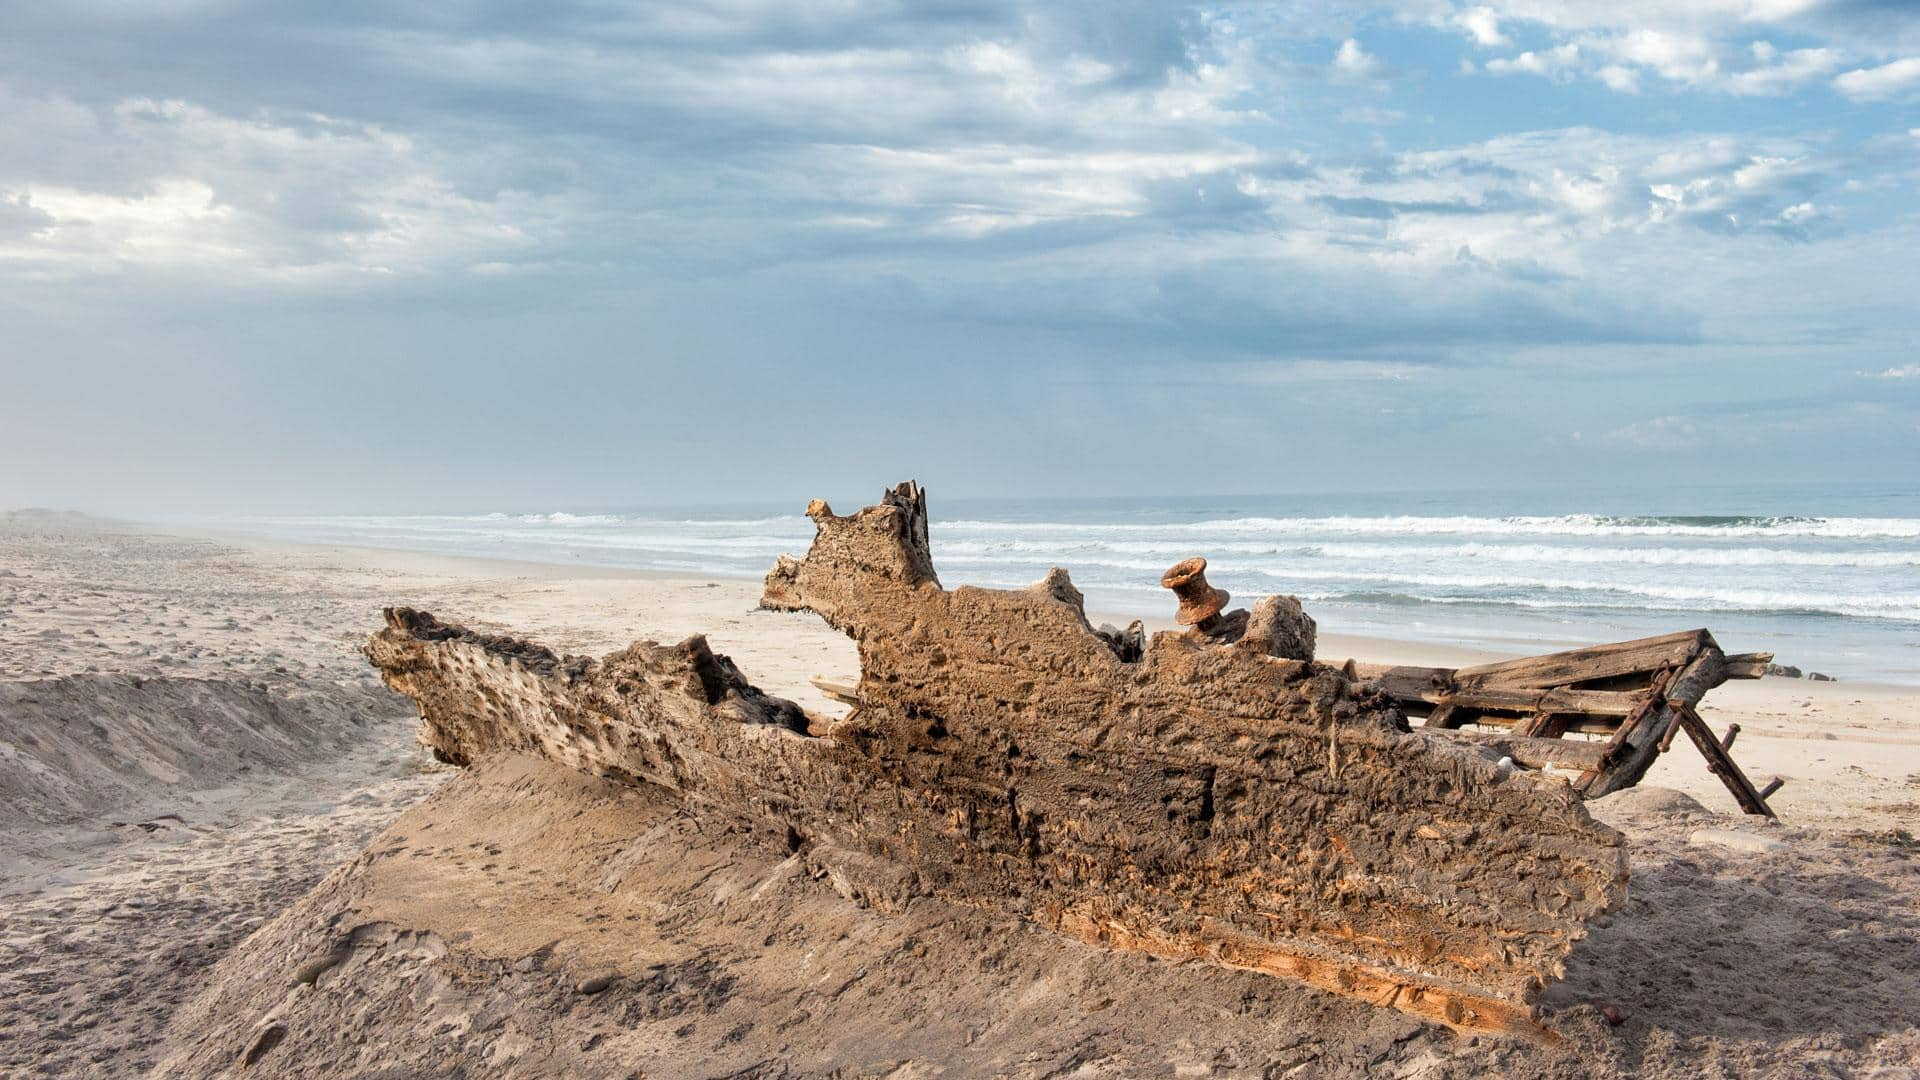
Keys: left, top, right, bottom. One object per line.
{"left": 0, "top": 1, "right": 1916, "bottom": 514}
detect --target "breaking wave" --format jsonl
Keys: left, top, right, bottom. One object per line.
{"left": 938, "top": 514, "right": 1920, "bottom": 541}
{"left": 935, "top": 539, "right": 1920, "bottom": 569}
{"left": 221, "top": 496, "right": 1920, "bottom": 682}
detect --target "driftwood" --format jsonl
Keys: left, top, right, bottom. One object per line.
{"left": 367, "top": 482, "right": 1629, "bottom": 1040}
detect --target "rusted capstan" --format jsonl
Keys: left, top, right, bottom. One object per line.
{"left": 1161, "top": 556, "right": 1252, "bottom": 640}
{"left": 1161, "top": 557, "right": 1227, "bottom": 625}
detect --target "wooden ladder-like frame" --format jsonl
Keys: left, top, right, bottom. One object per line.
{"left": 1356, "top": 630, "right": 1782, "bottom": 815}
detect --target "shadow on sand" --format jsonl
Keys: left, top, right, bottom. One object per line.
{"left": 1542, "top": 829, "right": 1920, "bottom": 1047}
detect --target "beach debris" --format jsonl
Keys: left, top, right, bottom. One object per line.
{"left": 1242, "top": 593, "right": 1317, "bottom": 661}
{"left": 1353, "top": 633, "right": 1781, "bottom": 816}
{"left": 1094, "top": 620, "right": 1146, "bottom": 662}
{"left": 1158, "top": 557, "right": 1315, "bottom": 661}
{"left": 367, "top": 481, "right": 1631, "bottom": 1041}
{"left": 1688, "top": 828, "right": 1789, "bottom": 854}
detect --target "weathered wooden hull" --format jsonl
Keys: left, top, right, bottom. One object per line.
{"left": 366, "top": 484, "right": 1629, "bottom": 1039}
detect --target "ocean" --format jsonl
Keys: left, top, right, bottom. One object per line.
{"left": 226, "top": 482, "right": 1920, "bottom": 684}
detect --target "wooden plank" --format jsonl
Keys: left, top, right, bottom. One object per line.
{"left": 1451, "top": 630, "right": 1709, "bottom": 689}
{"left": 1365, "top": 637, "right": 1743, "bottom": 697}
{"left": 1368, "top": 665, "right": 1456, "bottom": 702}
{"left": 1511, "top": 711, "right": 1553, "bottom": 739}
{"left": 1430, "top": 729, "right": 1610, "bottom": 772}
{"left": 1580, "top": 646, "right": 1727, "bottom": 799}
{"left": 1672, "top": 702, "right": 1776, "bottom": 817}
{"left": 1662, "top": 646, "right": 1733, "bottom": 708}
{"left": 1442, "top": 715, "right": 1627, "bottom": 737}
{"left": 1602, "top": 665, "right": 1678, "bottom": 763}
{"left": 1370, "top": 632, "right": 1756, "bottom": 807}
{"left": 809, "top": 676, "right": 863, "bottom": 707}
{"left": 1399, "top": 685, "right": 1644, "bottom": 716}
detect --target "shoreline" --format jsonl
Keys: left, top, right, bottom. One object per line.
{"left": 176, "top": 523, "right": 1917, "bottom": 692}
{"left": 142, "top": 488, "right": 1920, "bottom": 688}
{"left": 170, "top": 525, "right": 1600, "bottom": 673}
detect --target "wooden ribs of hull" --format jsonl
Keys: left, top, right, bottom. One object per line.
{"left": 1361, "top": 631, "right": 1778, "bottom": 815}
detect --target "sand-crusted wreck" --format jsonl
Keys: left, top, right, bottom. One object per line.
{"left": 367, "top": 483, "right": 1634, "bottom": 1040}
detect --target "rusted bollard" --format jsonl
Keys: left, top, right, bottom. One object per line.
{"left": 1161, "top": 557, "right": 1231, "bottom": 634}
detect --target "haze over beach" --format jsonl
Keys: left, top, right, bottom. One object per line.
{"left": 3, "top": 2, "right": 1920, "bottom": 1078}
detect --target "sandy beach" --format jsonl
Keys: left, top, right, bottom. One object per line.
{"left": 176, "top": 526, "right": 1920, "bottom": 831}
{"left": 11, "top": 1, "right": 1920, "bottom": 1072}
{"left": 3, "top": 515, "right": 1918, "bottom": 1075}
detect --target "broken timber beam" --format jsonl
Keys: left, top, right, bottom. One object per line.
{"left": 1407, "top": 686, "right": 1643, "bottom": 717}
{"left": 1670, "top": 702, "right": 1778, "bottom": 817}
{"left": 1451, "top": 630, "right": 1712, "bottom": 689}
{"left": 1579, "top": 643, "right": 1730, "bottom": 799}
{"left": 809, "top": 675, "right": 862, "bottom": 707}
{"left": 1441, "top": 730, "right": 1612, "bottom": 772}
{"left": 1363, "top": 631, "right": 1775, "bottom": 814}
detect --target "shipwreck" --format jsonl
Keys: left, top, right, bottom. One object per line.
{"left": 365, "top": 482, "right": 1774, "bottom": 1041}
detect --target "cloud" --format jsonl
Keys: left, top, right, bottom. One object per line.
{"left": 1834, "top": 56, "right": 1920, "bottom": 101}
{"left": 1595, "top": 65, "right": 1640, "bottom": 93}
{"left": 0, "top": 4, "right": 1288, "bottom": 285}
{"left": 1601, "top": 414, "right": 1701, "bottom": 450}
{"left": 1868, "top": 364, "right": 1920, "bottom": 378}
{"left": 1339, "top": 105, "right": 1405, "bottom": 125}
{"left": 0, "top": 192, "right": 55, "bottom": 238}
{"left": 1643, "top": 147, "right": 1837, "bottom": 239}
{"left": 1220, "top": 358, "right": 1430, "bottom": 384}
{"left": 1453, "top": 6, "right": 1509, "bottom": 48}
{"left": 0, "top": 92, "right": 559, "bottom": 281}
{"left": 0, "top": 0, "right": 1914, "bottom": 508}
{"left": 1604, "top": 28, "right": 1720, "bottom": 84}
{"left": 1331, "top": 38, "right": 1386, "bottom": 82}
{"left": 1725, "top": 44, "right": 1843, "bottom": 95}
{"left": 1437, "top": 1, "right": 1920, "bottom": 98}
{"left": 0, "top": 5, "right": 1883, "bottom": 320}
{"left": 1485, "top": 44, "right": 1581, "bottom": 80}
